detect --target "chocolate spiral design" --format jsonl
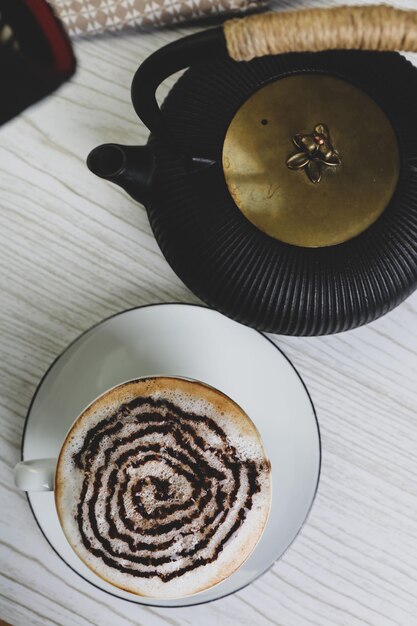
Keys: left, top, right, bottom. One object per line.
{"left": 73, "top": 396, "right": 266, "bottom": 582}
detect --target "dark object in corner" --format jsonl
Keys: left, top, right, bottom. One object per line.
{"left": 0, "top": 0, "right": 75, "bottom": 125}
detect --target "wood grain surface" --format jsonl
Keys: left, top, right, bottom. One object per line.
{"left": 1, "top": 1, "right": 417, "bottom": 624}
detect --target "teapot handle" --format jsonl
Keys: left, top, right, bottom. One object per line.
{"left": 224, "top": 5, "right": 417, "bottom": 61}
{"left": 132, "top": 5, "right": 417, "bottom": 143}
{"left": 131, "top": 27, "right": 225, "bottom": 146}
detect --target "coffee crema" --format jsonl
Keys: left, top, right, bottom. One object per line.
{"left": 56, "top": 378, "right": 271, "bottom": 598}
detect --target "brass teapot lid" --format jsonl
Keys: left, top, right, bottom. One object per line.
{"left": 223, "top": 74, "right": 400, "bottom": 248}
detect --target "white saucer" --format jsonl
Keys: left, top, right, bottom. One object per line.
{"left": 22, "top": 304, "right": 320, "bottom": 607}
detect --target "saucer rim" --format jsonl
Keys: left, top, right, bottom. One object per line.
{"left": 22, "top": 302, "right": 321, "bottom": 608}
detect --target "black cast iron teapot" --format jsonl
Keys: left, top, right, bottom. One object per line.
{"left": 88, "top": 5, "right": 417, "bottom": 335}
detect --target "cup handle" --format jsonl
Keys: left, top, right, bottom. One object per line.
{"left": 14, "top": 458, "right": 56, "bottom": 492}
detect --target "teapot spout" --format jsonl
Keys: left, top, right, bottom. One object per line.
{"left": 87, "top": 144, "right": 153, "bottom": 205}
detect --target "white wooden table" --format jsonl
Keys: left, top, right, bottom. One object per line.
{"left": 1, "top": 1, "right": 417, "bottom": 624}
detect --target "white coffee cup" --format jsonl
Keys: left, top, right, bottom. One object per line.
{"left": 14, "top": 376, "right": 271, "bottom": 599}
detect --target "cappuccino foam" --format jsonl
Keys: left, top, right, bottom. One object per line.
{"left": 55, "top": 377, "right": 271, "bottom": 598}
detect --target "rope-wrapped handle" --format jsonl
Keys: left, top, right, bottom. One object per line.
{"left": 224, "top": 5, "right": 417, "bottom": 61}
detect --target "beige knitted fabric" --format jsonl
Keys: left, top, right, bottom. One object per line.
{"left": 224, "top": 5, "right": 417, "bottom": 61}
{"left": 50, "top": 0, "right": 268, "bottom": 36}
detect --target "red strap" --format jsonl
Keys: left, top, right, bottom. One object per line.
{"left": 24, "top": 0, "right": 75, "bottom": 74}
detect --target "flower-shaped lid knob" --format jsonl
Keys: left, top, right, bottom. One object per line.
{"left": 287, "top": 123, "right": 341, "bottom": 184}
